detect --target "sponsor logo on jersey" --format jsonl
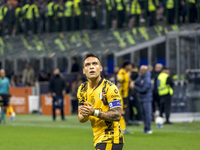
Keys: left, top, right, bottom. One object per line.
{"left": 114, "top": 89, "right": 118, "bottom": 94}
{"left": 111, "top": 95, "right": 120, "bottom": 98}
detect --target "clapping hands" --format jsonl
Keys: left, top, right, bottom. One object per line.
{"left": 79, "top": 102, "right": 94, "bottom": 117}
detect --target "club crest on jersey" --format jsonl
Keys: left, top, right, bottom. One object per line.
{"left": 99, "top": 92, "right": 103, "bottom": 99}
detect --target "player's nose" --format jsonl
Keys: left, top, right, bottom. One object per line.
{"left": 89, "top": 65, "right": 94, "bottom": 69}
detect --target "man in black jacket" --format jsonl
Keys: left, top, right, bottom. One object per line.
{"left": 152, "top": 63, "right": 163, "bottom": 120}
{"left": 49, "top": 68, "right": 66, "bottom": 121}
{"left": 127, "top": 63, "right": 140, "bottom": 125}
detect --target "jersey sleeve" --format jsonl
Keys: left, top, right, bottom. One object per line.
{"left": 106, "top": 84, "right": 122, "bottom": 110}
{"left": 77, "top": 83, "right": 87, "bottom": 106}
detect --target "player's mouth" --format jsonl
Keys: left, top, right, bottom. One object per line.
{"left": 89, "top": 71, "right": 95, "bottom": 74}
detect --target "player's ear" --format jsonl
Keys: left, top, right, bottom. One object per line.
{"left": 100, "top": 65, "right": 103, "bottom": 72}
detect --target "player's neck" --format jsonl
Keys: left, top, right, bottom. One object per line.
{"left": 88, "top": 76, "right": 102, "bottom": 89}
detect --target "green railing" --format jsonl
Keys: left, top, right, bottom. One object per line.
{"left": 0, "top": 23, "right": 190, "bottom": 59}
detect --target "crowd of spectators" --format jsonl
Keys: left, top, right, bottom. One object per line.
{"left": 0, "top": 0, "right": 199, "bottom": 37}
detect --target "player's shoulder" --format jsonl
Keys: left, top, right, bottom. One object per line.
{"left": 103, "top": 79, "right": 120, "bottom": 99}
{"left": 117, "top": 69, "right": 125, "bottom": 75}
{"left": 103, "top": 79, "right": 118, "bottom": 89}
{"left": 78, "top": 81, "right": 88, "bottom": 92}
{"left": 2, "top": 77, "right": 9, "bottom": 82}
{"left": 103, "top": 78, "right": 113, "bottom": 86}
{"left": 119, "top": 68, "right": 125, "bottom": 73}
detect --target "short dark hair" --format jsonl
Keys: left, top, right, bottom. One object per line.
{"left": 122, "top": 61, "right": 131, "bottom": 68}
{"left": 83, "top": 53, "right": 100, "bottom": 63}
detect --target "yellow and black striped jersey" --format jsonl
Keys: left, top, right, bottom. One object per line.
{"left": 117, "top": 68, "right": 130, "bottom": 98}
{"left": 77, "top": 78, "right": 124, "bottom": 147}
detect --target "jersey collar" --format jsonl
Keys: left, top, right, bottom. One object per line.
{"left": 93, "top": 77, "right": 104, "bottom": 91}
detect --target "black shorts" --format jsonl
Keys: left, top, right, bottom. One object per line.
{"left": 0, "top": 94, "right": 9, "bottom": 107}
{"left": 95, "top": 143, "right": 123, "bottom": 150}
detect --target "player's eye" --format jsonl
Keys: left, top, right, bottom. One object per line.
{"left": 85, "top": 63, "right": 90, "bottom": 66}
{"left": 93, "top": 62, "right": 98, "bottom": 65}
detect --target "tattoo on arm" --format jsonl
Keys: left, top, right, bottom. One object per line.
{"left": 99, "top": 107, "right": 121, "bottom": 122}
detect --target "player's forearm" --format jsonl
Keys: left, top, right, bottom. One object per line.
{"left": 98, "top": 108, "right": 121, "bottom": 122}
{"left": 79, "top": 104, "right": 122, "bottom": 122}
